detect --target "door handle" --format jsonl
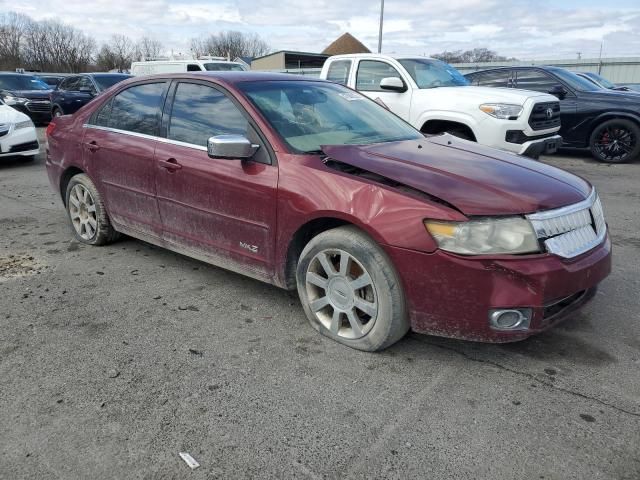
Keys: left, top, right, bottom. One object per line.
{"left": 159, "top": 158, "right": 182, "bottom": 172}
{"left": 85, "top": 140, "right": 100, "bottom": 152}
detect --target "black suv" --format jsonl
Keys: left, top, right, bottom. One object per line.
{"left": 0, "top": 73, "right": 52, "bottom": 124}
{"left": 50, "top": 73, "right": 130, "bottom": 117}
{"left": 466, "top": 66, "right": 640, "bottom": 163}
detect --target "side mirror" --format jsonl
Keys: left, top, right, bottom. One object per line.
{"left": 207, "top": 135, "right": 259, "bottom": 160}
{"left": 379, "top": 77, "right": 406, "bottom": 92}
{"left": 548, "top": 84, "right": 567, "bottom": 99}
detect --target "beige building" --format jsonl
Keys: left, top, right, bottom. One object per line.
{"left": 251, "top": 51, "right": 329, "bottom": 71}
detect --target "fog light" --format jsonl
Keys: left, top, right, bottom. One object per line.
{"left": 489, "top": 308, "right": 532, "bottom": 331}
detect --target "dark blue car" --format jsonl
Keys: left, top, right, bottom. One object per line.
{"left": 51, "top": 73, "right": 131, "bottom": 117}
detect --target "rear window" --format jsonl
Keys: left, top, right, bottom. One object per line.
{"left": 93, "top": 75, "right": 130, "bottom": 91}
{"left": 108, "top": 82, "right": 166, "bottom": 136}
{"left": 326, "top": 60, "right": 352, "bottom": 85}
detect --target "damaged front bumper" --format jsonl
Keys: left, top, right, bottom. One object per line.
{"left": 384, "top": 234, "right": 611, "bottom": 342}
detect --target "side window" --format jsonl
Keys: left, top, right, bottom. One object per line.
{"left": 515, "top": 70, "right": 557, "bottom": 93}
{"left": 61, "top": 76, "right": 79, "bottom": 91}
{"left": 108, "top": 82, "right": 166, "bottom": 136}
{"left": 92, "top": 98, "right": 113, "bottom": 127}
{"left": 77, "top": 76, "right": 96, "bottom": 93}
{"left": 326, "top": 60, "right": 352, "bottom": 85}
{"left": 471, "top": 70, "right": 512, "bottom": 88}
{"left": 187, "top": 64, "right": 202, "bottom": 71}
{"left": 356, "top": 60, "right": 403, "bottom": 91}
{"left": 168, "top": 82, "right": 248, "bottom": 147}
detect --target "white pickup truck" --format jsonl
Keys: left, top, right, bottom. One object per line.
{"left": 320, "top": 54, "right": 562, "bottom": 158}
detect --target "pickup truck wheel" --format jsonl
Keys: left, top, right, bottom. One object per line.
{"left": 53, "top": 107, "right": 64, "bottom": 117}
{"left": 296, "top": 226, "right": 409, "bottom": 351}
{"left": 589, "top": 119, "right": 640, "bottom": 163}
{"left": 65, "top": 173, "right": 120, "bottom": 246}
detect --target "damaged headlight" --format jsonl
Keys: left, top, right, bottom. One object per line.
{"left": 424, "top": 217, "right": 540, "bottom": 255}
{"left": 479, "top": 103, "right": 523, "bottom": 120}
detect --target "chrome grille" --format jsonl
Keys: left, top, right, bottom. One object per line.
{"left": 526, "top": 189, "right": 606, "bottom": 259}
{"left": 26, "top": 100, "right": 51, "bottom": 112}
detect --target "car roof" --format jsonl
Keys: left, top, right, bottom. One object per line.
{"left": 327, "top": 53, "right": 437, "bottom": 61}
{"left": 123, "top": 71, "right": 328, "bottom": 85}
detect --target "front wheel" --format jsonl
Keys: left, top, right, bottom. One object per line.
{"left": 296, "top": 226, "right": 409, "bottom": 351}
{"left": 589, "top": 119, "right": 640, "bottom": 163}
{"left": 53, "top": 108, "right": 64, "bottom": 118}
{"left": 65, "top": 173, "right": 120, "bottom": 245}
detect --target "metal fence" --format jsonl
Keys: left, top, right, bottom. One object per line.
{"left": 451, "top": 57, "right": 640, "bottom": 84}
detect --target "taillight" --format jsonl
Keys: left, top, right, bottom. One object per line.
{"left": 45, "top": 122, "right": 56, "bottom": 137}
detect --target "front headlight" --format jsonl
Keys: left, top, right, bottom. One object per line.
{"left": 2, "top": 95, "right": 29, "bottom": 106}
{"left": 14, "top": 120, "right": 34, "bottom": 130}
{"left": 425, "top": 217, "right": 540, "bottom": 255}
{"left": 479, "top": 103, "right": 523, "bottom": 120}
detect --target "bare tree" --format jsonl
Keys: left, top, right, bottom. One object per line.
{"left": 22, "top": 18, "right": 95, "bottom": 72}
{"left": 136, "top": 37, "right": 164, "bottom": 61}
{"left": 432, "top": 48, "right": 516, "bottom": 63}
{"left": 95, "top": 34, "right": 136, "bottom": 72}
{"left": 0, "top": 12, "right": 32, "bottom": 70}
{"left": 190, "top": 31, "right": 269, "bottom": 60}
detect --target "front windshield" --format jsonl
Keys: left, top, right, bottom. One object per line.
{"left": 549, "top": 68, "right": 600, "bottom": 92}
{"left": 204, "top": 63, "right": 245, "bottom": 71}
{"left": 94, "top": 75, "right": 130, "bottom": 90}
{"left": 398, "top": 59, "right": 469, "bottom": 88}
{"left": 0, "top": 75, "right": 50, "bottom": 91}
{"left": 239, "top": 80, "right": 422, "bottom": 153}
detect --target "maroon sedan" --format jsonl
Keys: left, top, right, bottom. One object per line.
{"left": 45, "top": 72, "right": 611, "bottom": 351}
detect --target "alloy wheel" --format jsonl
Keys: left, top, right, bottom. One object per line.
{"left": 304, "top": 249, "right": 378, "bottom": 339}
{"left": 68, "top": 184, "right": 98, "bottom": 240}
{"left": 594, "top": 125, "right": 637, "bottom": 162}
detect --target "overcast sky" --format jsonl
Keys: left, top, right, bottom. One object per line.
{"left": 5, "top": 0, "right": 640, "bottom": 59}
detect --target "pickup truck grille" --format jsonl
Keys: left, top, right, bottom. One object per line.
{"left": 25, "top": 100, "right": 51, "bottom": 113}
{"left": 528, "top": 101, "right": 560, "bottom": 131}
{"left": 526, "top": 190, "right": 606, "bottom": 259}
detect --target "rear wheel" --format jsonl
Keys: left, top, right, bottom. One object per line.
{"left": 589, "top": 119, "right": 640, "bottom": 163}
{"left": 65, "top": 173, "right": 119, "bottom": 245}
{"left": 296, "top": 226, "right": 408, "bottom": 351}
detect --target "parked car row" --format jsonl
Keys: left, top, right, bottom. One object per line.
{"left": 465, "top": 66, "right": 640, "bottom": 163}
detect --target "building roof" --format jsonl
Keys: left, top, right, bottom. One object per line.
{"left": 322, "top": 33, "right": 371, "bottom": 56}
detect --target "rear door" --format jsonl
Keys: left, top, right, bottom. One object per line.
{"left": 154, "top": 80, "right": 278, "bottom": 278}
{"left": 84, "top": 80, "right": 169, "bottom": 239}
{"left": 354, "top": 59, "right": 412, "bottom": 119}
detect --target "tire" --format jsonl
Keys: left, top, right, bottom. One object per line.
{"left": 589, "top": 119, "right": 640, "bottom": 163}
{"left": 65, "top": 173, "right": 120, "bottom": 246}
{"left": 296, "top": 226, "right": 409, "bottom": 351}
{"left": 52, "top": 107, "right": 64, "bottom": 118}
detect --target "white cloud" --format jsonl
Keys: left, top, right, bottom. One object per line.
{"left": 5, "top": 0, "right": 640, "bottom": 59}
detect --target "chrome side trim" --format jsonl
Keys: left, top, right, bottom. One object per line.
{"left": 83, "top": 124, "right": 208, "bottom": 152}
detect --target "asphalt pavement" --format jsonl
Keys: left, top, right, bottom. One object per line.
{"left": 0, "top": 129, "right": 638, "bottom": 479}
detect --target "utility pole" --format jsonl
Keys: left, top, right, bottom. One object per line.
{"left": 378, "top": 0, "right": 384, "bottom": 53}
{"left": 598, "top": 41, "right": 603, "bottom": 74}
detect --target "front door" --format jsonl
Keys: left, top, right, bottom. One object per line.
{"left": 354, "top": 59, "right": 413, "bottom": 120}
{"left": 84, "top": 81, "right": 169, "bottom": 238}
{"left": 154, "top": 81, "right": 278, "bottom": 279}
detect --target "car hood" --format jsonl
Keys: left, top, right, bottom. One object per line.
{"left": 0, "top": 89, "right": 51, "bottom": 100}
{"left": 418, "top": 86, "right": 556, "bottom": 105}
{"left": 322, "top": 136, "right": 591, "bottom": 216}
{"left": 0, "top": 104, "right": 29, "bottom": 124}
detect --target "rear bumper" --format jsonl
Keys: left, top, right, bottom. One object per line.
{"left": 384, "top": 235, "right": 611, "bottom": 342}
